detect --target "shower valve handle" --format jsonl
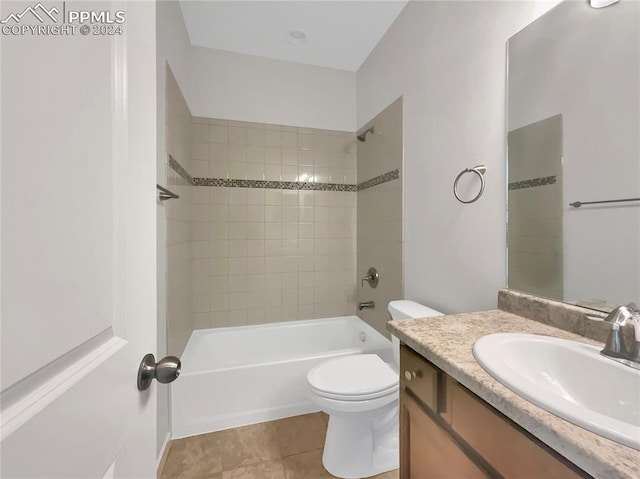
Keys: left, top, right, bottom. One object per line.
{"left": 361, "top": 267, "right": 379, "bottom": 288}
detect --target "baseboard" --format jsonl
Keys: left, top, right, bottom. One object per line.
{"left": 171, "top": 402, "right": 319, "bottom": 439}
{"left": 156, "top": 432, "right": 171, "bottom": 478}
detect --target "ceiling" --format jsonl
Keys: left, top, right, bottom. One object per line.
{"left": 178, "top": 1, "right": 408, "bottom": 72}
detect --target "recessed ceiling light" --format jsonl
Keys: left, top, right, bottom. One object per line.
{"left": 288, "top": 30, "right": 307, "bottom": 45}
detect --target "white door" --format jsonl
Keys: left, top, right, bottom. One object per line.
{"left": 1, "top": 1, "right": 158, "bottom": 477}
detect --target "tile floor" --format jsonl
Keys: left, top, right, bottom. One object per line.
{"left": 160, "top": 412, "right": 399, "bottom": 479}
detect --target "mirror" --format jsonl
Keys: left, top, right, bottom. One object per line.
{"left": 506, "top": 0, "right": 639, "bottom": 311}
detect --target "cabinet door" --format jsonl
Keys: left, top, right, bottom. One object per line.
{"left": 449, "top": 380, "right": 588, "bottom": 479}
{"left": 400, "top": 391, "right": 489, "bottom": 479}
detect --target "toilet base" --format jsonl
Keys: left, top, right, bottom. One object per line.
{"left": 321, "top": 402, "right": 398, "bottom": 479}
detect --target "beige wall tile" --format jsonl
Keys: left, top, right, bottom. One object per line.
{"left": 228, "top": 126, "right": 246, "bottom": 145}
{"left": 228, "top": 145, "right": 246, "bottom": 163}
{"left": 165, "top": 67, "right": 194, "bottom": 357}
{"left": 187, "top": 118, "right": 356, "bottom": 330}
{"left": 357, "top": 98, "right": 404, "bottom": 338}
{"left": 210, "top": 125, "right": 228, "bottom": 144}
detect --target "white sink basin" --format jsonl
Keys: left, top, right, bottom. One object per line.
{"left": 473, "top": 333, "right": 640, "bottom": 450}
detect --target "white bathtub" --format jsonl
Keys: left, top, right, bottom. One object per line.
{"left": 171, "top": 316, "right": 393, "bottom": 438}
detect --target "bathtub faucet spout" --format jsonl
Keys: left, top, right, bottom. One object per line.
{"left": 358, "top": 301, "right": 375, "bottom": 311}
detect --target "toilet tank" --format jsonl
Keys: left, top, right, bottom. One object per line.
{"left": 387, "top": 300, "right": 443, "bottom": 367}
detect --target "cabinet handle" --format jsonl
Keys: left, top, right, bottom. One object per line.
{"left": 404, "top": 370, "right": 421, "bottom": 381}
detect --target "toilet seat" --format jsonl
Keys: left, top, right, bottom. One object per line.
{"left": 307, "top": 354, "right": 398, "bottom": 401}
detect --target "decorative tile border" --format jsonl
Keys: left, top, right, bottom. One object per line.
{"left": 508, "top": 175, "right": 556, "bottom": 190}
{"left": 192, "top": 177, "right": 356, "bottom": 192}
{"left": 168, "top": 155, "right": 193, "bottom": 184}
{"left": 357, "top": 169, "right": 400, "bottom": 191}
{"left": 168, "top": 157, "right": 399, "bottom": 193}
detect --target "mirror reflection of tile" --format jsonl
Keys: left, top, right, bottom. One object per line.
{"left": 507, "top": 114, "right": 563, "bottom": 301}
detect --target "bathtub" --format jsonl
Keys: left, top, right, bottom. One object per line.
{"left": 171, "top": 316, "right": 393, "bottom": 438}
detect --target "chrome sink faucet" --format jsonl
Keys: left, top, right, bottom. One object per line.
{"left": 601, "top": 303, "right": 640, "bottom": 369}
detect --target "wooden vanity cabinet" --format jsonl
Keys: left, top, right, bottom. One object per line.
{"left": 399, "top": 345, "right": 591, "bottom": 479}
{"left": 400, "top": 390, "right": 488, "bottom": 478}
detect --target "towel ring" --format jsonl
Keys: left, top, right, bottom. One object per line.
{"left": 453, "top": 165, "right": 486, "bottom": 204}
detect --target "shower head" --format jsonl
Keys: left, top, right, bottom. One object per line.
{"left": 357, "top": 127, "right": 375, "bottom": 142}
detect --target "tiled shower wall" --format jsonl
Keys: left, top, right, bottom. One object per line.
{"left": 189, "top": 118, "right": 357, "bottom": 328}
{"left": 165, "top": 68, "right": 194, "bottom": 356}
{"left": 356, "top": 98, "right": 403, "bottom": 338}
{"left": 507, "top": 114, "right": 563, "bottom": 301}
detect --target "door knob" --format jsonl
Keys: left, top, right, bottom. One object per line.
{"left": 137, "top": 353, "right": 181, "bottom": 391}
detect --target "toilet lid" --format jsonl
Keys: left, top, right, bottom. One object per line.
{"left": 307, "top": 354, "right": 398, "bottom": 398}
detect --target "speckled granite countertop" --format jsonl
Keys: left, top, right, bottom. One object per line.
{"left": 387, "top": 310, "right": 640, "bottom": 479}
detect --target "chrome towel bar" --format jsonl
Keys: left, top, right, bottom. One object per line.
{"left": 569, "top": 197, "right": 640, "bottom": 208}
{"left": 157, "top": 184, "right": 180, "bottom": 201}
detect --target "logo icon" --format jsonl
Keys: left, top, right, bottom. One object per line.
{"left": 1, "top": 3, "right": 59, "bottom": 24}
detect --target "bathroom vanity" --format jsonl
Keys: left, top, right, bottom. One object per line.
{"left": 399, "top": 345, "right": 587, "bottom": 478}
{"left": 389, "top": 290, "right": 640, "bottom": 479}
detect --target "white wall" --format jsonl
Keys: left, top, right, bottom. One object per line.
{"left": 188, "top": 47, "right": 356, "bottom": 131}
{"left": 156, "top": 0, "right": 192, "bottom": 458}
{"left": 357, "top": 1, "right": 556, "bottom": 314}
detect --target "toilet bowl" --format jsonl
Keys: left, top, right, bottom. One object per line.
{"left": 307, "top": 300, "right": 443, "bottom": 479}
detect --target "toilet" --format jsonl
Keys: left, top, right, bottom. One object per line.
{"left": 306, "top": 300, "right": 443, "bottom": 479}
